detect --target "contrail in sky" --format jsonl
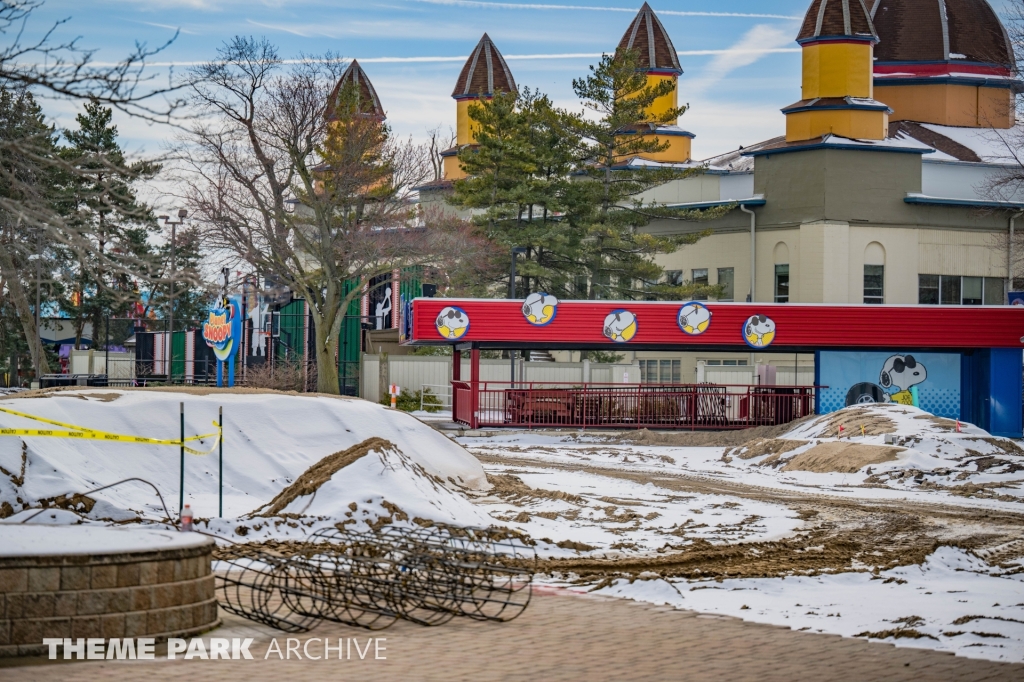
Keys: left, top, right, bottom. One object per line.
{"left": 409, "top": 0, "right": 802, "bottom": 20}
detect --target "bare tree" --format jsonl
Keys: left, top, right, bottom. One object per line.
{"left": 177, "top": 37, "right": 474, "bottom": 393}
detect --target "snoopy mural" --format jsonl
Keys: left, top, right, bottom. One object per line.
{"left": 435, "top": 306, "right": 470, "bottom": 340}
{"left": 879, "top": 354, "right": 928, "bottom": 405}
{"left": 603, "top": 310, "right": 638, "bottom": 343}
{"left": 743, "top": 314, "right": 776, "bottom": 348}
{"left": 677, "top": 302, "right": 711, "bottom": 335}
{"left": 522, "top": 292, "right": 558, "bottom": 326}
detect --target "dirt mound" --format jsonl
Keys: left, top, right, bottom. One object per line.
{"left": 732, "top": 438, "right": 808, "bottom": 460}
{"left": 487, "top": 473, "right": 585, "bottom": 505}
{"left": 253, "top": 437, "right": 397, "bottom": 516}
{"left": 623, "top": 414, "right": 819, "bottom": 448}
{"left": 797, "top": 407, "right": 897, "bottom": 439}
{"left": 782, "top": 441, "right": 903, "bottom": 473}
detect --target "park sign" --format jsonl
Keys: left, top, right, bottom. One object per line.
{"left": 202, "top": 296, "right": 243, "bottom": 386}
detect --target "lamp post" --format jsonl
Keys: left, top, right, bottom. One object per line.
{"left": 158, "top": 209, "right": 187, "bottom": 381}
{"left": 510, "top": 247, "right": 527, "bottom": 384}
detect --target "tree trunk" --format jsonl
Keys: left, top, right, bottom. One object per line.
{"left": 310, "top": 298, "right": 341, "bottom": 395}
{"left": 0, "top": 246, "right": 51, "bottom": 376}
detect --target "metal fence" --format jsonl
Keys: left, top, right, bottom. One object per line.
{"left": 452, "top": 381, "right": 817, "bottom": 430}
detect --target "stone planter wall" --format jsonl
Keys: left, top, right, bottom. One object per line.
{"left": 0, "top": 538, "right": 219, "bottom": 657}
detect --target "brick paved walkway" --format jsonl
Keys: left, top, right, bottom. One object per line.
{"left": 2, "top": 587, "right": 1021, "bottom": 681}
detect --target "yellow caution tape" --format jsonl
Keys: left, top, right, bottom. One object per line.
{"left": 0, "top": 405, "right": 221, "bottom": 456}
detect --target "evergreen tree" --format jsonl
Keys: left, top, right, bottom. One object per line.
{"left": 58, "top": 100, "right": 160, "bottom": 347}
{"left": 569, "top": 49, "right": 726, "bottom": 300}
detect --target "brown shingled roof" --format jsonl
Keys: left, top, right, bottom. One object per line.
{"left": 888, "top": 120, "right": 982, "bottom": 161}
{"left": 798, "top": 0, "right": 878, "bottom": 41}
{"left": 616, "top": 2, "right": 682, "bottom": 73}
{"left": 328, "top": 60, "right": 384, "bottom": 120}
{"left": 871, "top": 0, "right": 1014, "bottom": 67}
{"left": 452, "top": 34, "right": 516, "bottom": 98}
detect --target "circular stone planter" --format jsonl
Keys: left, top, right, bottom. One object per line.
{"left": 0, "top": 525, "right": 219, "bottom": 657}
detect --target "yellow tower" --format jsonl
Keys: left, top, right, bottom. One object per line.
{"left": 616, "top": 2, "right": 693, "bottom": 163}
{"left": 784, "top": 0, "right": 890, "bottom": 142}
{"left": 441, "top": 34, "right": 516, "bottom": 181}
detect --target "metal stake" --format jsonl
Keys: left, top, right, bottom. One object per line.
{"left": 179, "top": 401, "right": 185, "bottom": 513}
{"left": 219, "top": 405, "right": 224, "bottom": 518}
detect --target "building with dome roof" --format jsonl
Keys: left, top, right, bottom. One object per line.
{"left": 328, "top": 59, "right": 385, "bottom": 121}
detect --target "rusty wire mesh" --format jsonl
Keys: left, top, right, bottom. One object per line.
{"left": 214, "top": 524, "right": 535, "bottom": 632}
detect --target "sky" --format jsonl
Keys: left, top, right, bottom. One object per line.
{"left": 20, "top": 0, "right": 1018, "bottom": 170}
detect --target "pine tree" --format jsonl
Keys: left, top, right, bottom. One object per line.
{"left": 59, "top": 100, "right": 160, "bottom": 347}
{"left": 569, "top": 49, "right": 726, "bottom": 300}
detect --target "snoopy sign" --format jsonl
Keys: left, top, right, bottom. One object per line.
{"left": 435, "top": 306, "right": 470, "bottom": 340}
{"left": 677, "top": 302, "right": 711, "bottom": 336}
{"left": 521, "top": 292, "right": 558, "bottom": 326}
{"left": 603, "top": 310, "right": 638, "bottom": 343}
{"left": 879, "top": 354, "right": 928, "bottom": 405}
{"left": 743, "top": 314, "right": 776, "bottom": 349}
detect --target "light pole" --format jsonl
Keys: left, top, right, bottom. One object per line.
{"left": 159, "top": 209, "right": 187, "bottom": 381}
{"left": 510, "top": 247, "right": 527, "bottom": 385}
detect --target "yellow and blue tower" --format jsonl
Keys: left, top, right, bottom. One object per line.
{"left": 784, "top": 0, "right": 890, "bottom": 142}
{"left": 441, "top": 34, "right": 517, "bottom": 181}
{"left": 616, "top": 3, "right": 693, "bottom": 163}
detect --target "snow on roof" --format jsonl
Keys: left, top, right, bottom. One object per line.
{"left": 0, "top": 525, "right": 209, "bottom": 557}
{"left": 918, "top": 123, "right": 1015, "bottom": 163}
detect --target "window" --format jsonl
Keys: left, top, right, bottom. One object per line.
{"left": 692, "top": 269, "right": 708, "bottom": 301}
{"left": 962, "top": 276, "right": 983, "bottom": 305}
{"left": 640, "top": 359, "right": 681, "bottom": 384}
{"left": 918, "top": 274, "right": 939, "bottom": 304}
{"left": 704, "top": 359, "right": 748, "bottom": 366}
{"left": 665, "top": 270, "right": 683, "bottom": 286}
{"left": 984, "top": 277, "right": 1003, "bottom": 305}
{"left": 864, "top": 264, "right": 884, "bottom": 304}
{"left": 919, "top": 275, "right": 1005, "bottom": 305}
{"left": 717, "top": 267, "right": 735, "bottom": 301}
{"left": 774, "top": 264, "right": 790, "bottom": 303}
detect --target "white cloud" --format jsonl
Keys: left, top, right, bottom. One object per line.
{"left": 683, "top": 24, "right": 796, "bottom": 94}
{"left": 409, "top": 0, "right": 802, "bottom": 20}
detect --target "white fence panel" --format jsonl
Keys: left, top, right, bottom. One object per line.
{"left": 361, "top": 355, "right": 380, "bottom": 402}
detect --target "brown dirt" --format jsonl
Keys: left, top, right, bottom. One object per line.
{"left": 486, "top": 473, "right": 585, "bottom": 505}
{"left": 914, "top": 415, "right": 959, "bottom": 432}
{"left": 781, "top": 441, "right": 903, "bottom": 473}
{"left": 617, "top": 414, "right": 818, "bottom": 447}
{"left": 73, "top": 392, "right": 123, "bottom": 402}
{"left": 471, "top": 451, "right": 1024, "bottom": 581}
{"left": 806, "top": 408, "right": 897, "bottom": 438}
{"left": 734, "top": 438, "right": 808, "bottom": 460}
{"left": 252, "top": 437, "right": 396, "bottom": 516}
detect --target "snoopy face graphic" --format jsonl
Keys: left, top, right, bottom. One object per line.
{"left": 743, "top": 314, "right": 776, "bottom": 348}
{"left": 880, "top": 354, "right": 927, "bottom": 394}
{"left": 435, "top": 306, "right": 470, "bottom": 340}
{"left": 603, "top": 310, "right": 638, "bottom": 343}
{"left": 522, "top": 292, "right": 558, "bottom": 326}
{"left": 677, "top": 302, "right": 711, "bottom": 336}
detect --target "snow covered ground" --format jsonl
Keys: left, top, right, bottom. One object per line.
{"left": 1, "top": 393, "right": 1022, "bottom": 662}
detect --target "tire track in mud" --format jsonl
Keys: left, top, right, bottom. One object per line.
{"left": 470, "top": 451, "right": 1024, "bottom": 579}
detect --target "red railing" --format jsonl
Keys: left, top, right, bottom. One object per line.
{"left": 450, "top": 381, "right": 819, "bottom": 430}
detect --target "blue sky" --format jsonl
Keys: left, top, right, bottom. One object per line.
{"left": 24, "top": 0, "right": 1017, "bottom": 162}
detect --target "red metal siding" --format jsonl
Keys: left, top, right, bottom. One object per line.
{"left": 412, "top": 299, "right": 1024, "bottom": 349}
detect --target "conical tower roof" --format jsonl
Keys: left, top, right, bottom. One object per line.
{"left": 871, "top": 0, "right": 1013, "bottom": 68}
{"left": 328, "top": 60, "right": 384, "bottom": 120}
{"left": 452, "top": 34, "right": 516, "bottom": 99}
{"left": 798, "top": 0, "right": 878, "bottom": 42}
{"left": 617, "top": 2, "right": 682, "bottom": 73}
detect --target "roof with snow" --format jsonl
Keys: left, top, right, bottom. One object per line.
{"left": 452, "top": 34, "right": 516, "bottom": 99}
{"left": 888, "top": 121, "right": 1014, "bottom": 163}
{"left": 798, "top": 0, "right": 878, "bottom": 43}
{"left": 616, "top": 2, "right": 682, "bottom": 74}
{"left": 871, "top": 0, "right": 1014, "bottom": 69}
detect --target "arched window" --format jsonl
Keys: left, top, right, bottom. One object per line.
{"left": 774, "top": 242, "right": 790, "bottom": 303}
{"left": 864, "top": 242, "right": 885, "bottom": 304}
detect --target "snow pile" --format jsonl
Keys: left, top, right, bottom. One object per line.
{"left": 0, "top": 389, "right": 486, "bottom": 530}
{"left": 726, "top": 404, "right": 1024, "bottom": 499}
{"left": 581, "top": 546, "right": 1024, "bottom": 663}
